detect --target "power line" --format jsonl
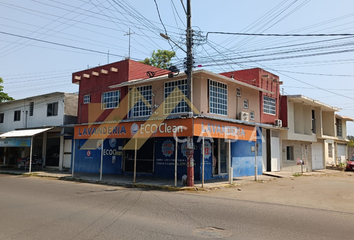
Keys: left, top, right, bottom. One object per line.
{"left": 0, "top": 30, "right": 131, "bottom": 59}
{"left": 206, "top": 32, "right": 354, "bottom": 39}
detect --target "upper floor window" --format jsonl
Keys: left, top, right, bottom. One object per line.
{"left": 47, "top": 102, "right": 58, "bottom": 117}
{"left": 236, "top": 88, "right": 241, "bottom": 97}
{"left": 102, "top": 90, "right": 120, "bottom": 109}
{"left": 243, "top": 99, "right": 249, "bottom": 109}
{"left": 250, "top": 111, "right": 255, "bottom": 120}
{"left": 14, "top": 110, "right": 21, "bottom": 121}
{"left": 0, "top": 113, "right": 4, "bottom": 123}
{"left": 131, "top": 85, "right": 152, "bottom": 117}
{"left": 263, "top": 96, "right": 276, "bottom": 115}
{"left": 83, "top": 94, "right": 91, "bottom": 104}
{"left": 164, "top": 79, "right": 187, "bottom": 114}
{"left": 209, "top": 79, "right": 227, "bottom": 116}
{"left": 336, "top": 118, "right": 342, "bottom": 137}
{"left": 29, "top": 102, "right": 34, "bottom": 116}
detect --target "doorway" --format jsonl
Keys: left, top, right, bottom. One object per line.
{"left": 212, "top": 138, "right": 229, "bottom": 176}
{"left": 124, "top": 138, "right": 154, "bottom": 173}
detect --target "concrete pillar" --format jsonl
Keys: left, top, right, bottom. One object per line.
{"left": 58, "top": 129, "right": 64, "bottom": 171}
{"left": 42, "top": 132, "right": 47, "bottom": 166}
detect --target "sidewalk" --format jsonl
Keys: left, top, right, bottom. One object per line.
{"left": 263, "top": 169, "right": 340, "bottom": 178}
{"left": 0, "top": 167, "right": 276, "bottom": 191}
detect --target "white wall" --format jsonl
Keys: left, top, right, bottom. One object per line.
{"left": 0, "top": 93, "right": 66, "bottom": 133}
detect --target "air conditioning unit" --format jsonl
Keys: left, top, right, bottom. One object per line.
{"left": 239, "top": 112, "right": 249, "bottom": 121}
{"left": 275, "top": 119, "right": 282, "bottom": 127}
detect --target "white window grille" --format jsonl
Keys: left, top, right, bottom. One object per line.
{"left": 83, "top": 95, "right": 91, "bottom": 104}
{"left": 164, "top": 79, "right": 187, "bottom": 114}
{"left": 263, "top": 96, "right": 276, "bottom": 115}
{"left": 102, "top": 90, "right": 120, "bottom": 109}
{"left": 131, "top": 85, "right": 152, "bottom": 117}
{"left": 209, "top": 79, "right": 227, "bottom": 116}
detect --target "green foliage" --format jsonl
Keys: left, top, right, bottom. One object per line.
{"left": 140, "top": 50, "right": 176, "bottom": 69}
{"left": 348, "top": 140, "right": 354, "bottom": 147}
{"left": 0, "top": 77, "right": 14, "bottom": 102}
{"left": 292, "top": 173, "right": 303, "bottom": 177}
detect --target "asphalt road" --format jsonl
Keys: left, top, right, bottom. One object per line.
{"left": 0, "top": 174, "right": 353, "bottom": 240}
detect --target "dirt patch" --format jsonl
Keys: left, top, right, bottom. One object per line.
{"left": 197, "top": 171, "right": 354, "bottom": 213}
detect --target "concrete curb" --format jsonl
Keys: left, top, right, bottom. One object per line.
{"left": 0, "top": 171, "right": 236, "bottom": 191}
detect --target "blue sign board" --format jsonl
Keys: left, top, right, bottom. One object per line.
{"left": 0, "top": 137, "right": 31, "bottom": 147}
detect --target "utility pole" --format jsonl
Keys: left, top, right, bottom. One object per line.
{"left": 124, "top": 28, "right": 134, "bottom": 59}
{"left": 186, "top": 0, "right": 194, "bottom": 187}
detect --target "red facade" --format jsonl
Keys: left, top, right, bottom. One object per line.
{"left": 72, "top": 59, "right": 169, "bottom": 124}
{"left": 220, "top": 68, "right": 281, "bottom": 125}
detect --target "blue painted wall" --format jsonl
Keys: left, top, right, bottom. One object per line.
{"left": 231, "top": 128, "right": 263, "bottom": 177}
{"left": 72, "top": 138, "right": 122, "bottom": 174}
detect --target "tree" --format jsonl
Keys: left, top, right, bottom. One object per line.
{"left": 0, "top": 77, "right": 14, "bottom": 102}
{"left": 140, "top": 50, "right": 176, "bottom": 69}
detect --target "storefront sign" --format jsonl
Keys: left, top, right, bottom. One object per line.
{"left": 194, "top": 119, "right": 256, "bottom": 141}
{"left": 0, "top": 137, "right": 31, "bottom": 147}
{"left": 74, "top": 119, "right": 193, "bottom": 139}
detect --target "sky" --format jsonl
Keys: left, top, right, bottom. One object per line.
{"left": 1, "top": 0, "right": 354, "bottom": 134}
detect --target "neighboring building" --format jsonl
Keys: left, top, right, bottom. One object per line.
{"left": 279, "top": 95, "right": 352, "bottom": 173}
{"left": 71, "top": 59, "right": 280, "bottom": 181}
{"left": 334, "top": 114, "right": 353, "bottom": 165}
{"left": 0, "top": 92, "right": 78, "bottom": 170}
{"left": 220, "top": 68, "right": 283, "bottom": 173}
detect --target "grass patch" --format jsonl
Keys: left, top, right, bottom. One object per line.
{"left": 293, "top": 173, "right": 303, "bottom": 177}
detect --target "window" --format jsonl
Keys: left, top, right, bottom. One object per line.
{"left": 0, "top": 113, "right": 4, "bottom": 123}
{"left": 29, "top": 102, "right": 34, "bottom": 116}
{"left": 336, "top": 118, "right": 342, "bottom": 137}
{"left": 312, "top": 110, "right": 316, "bottom": 134}
{"left": 236, "top": 88, "right": 241, "bottom": 97}
{"left": 250, "top": 111, "right": 255, "bottom": 120}
{"left": 328, "top": 143, "right": 333, "bottom": 158}
{"left": 131, "top": 85, "right": 152, "bottom": 117}
{"left": 164, "top": 79, "right": 187, "bottom": 114}
{"left": 14, "top": 110, "right": 21, "bottom": 121}
{"left": 263, "top": 96, "right": 276, "bottom": 115}
{"left": 47, "top": 102, "right": 58, "bottom": 117}
{"left": 83, "top": 95, "right": 91, "bottom": 104}
{"left": 102, "top": 90, "right": 120, "bottom": 109}
{"left": 209, "top": 79, "right": 227, "bottom": 116}
{"left": 243, "top": 99, "right": 249, "bottom": 109}
{"left": 286, "top": 146, "right": 294, "bottom": 160}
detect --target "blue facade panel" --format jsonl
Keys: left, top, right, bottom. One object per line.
{"left": 72, "top": 139, "right": 122, "bottom": 174}
{"left": 231, "top": 128, "right": 263, "bottom": 177}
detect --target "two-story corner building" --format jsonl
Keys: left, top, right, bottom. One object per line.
{"left": 220, "top": 68, "right": 284, "bottom": 173}
{"left": 279, "top": 95, "right": 352, "bottom": 173}
{"left": 71, "top": 59, "right": 279, "bottom": 183}
{"left": 0, "top": 92, "right": 78, "bottom": 170}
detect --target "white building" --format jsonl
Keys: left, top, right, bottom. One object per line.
{"left": 280, "top": 95, "right": 352, "bottom": 173}
{"left": 0, "top": 92, "right": 78, "bottom": 170}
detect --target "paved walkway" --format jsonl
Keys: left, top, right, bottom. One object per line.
{"left": 0, "top": 167, "right": 278, "bottom": 190}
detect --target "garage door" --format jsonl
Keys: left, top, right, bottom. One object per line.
{"left": 337, "top": 144, "right": 346, "bottom": 164}
{"left": 312, "top": 143, "right": 324, "bottom": 170}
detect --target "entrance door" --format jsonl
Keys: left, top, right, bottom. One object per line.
{"left": 271, "top": 131, "right": 280, "bottom": 171}
{"left": 312, "top": 142, "right": 324, "bottom": 170}
{"left": 212, "top": 138, "right": 228, "bottom": 175}
{"left": 63, "top": 139, "right": 72, "bottom": 169}
{"left": 124, "top": 138, "right": 154, "bottom": 173}
{"left": 337, "top": 144, "right": 346, "bottom": 164}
